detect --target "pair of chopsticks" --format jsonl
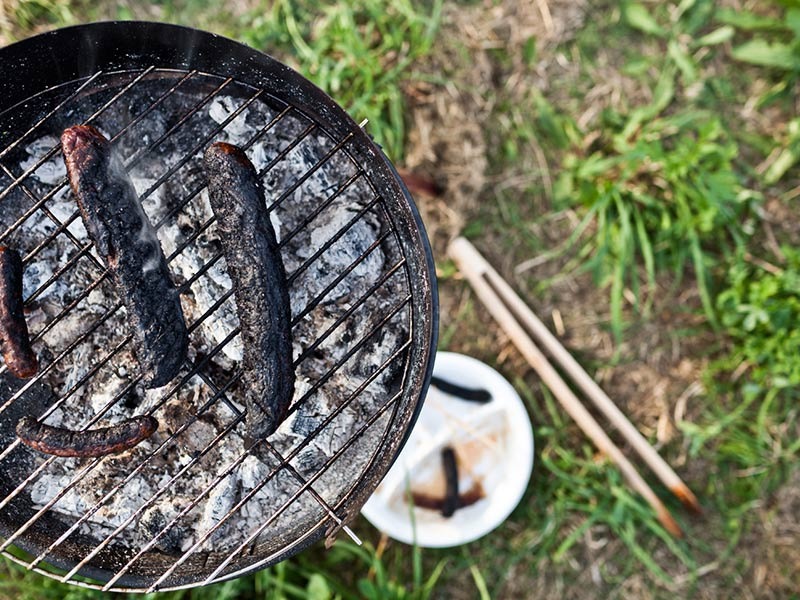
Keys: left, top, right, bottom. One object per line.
{"left": 448, "top": 237, "right": 700, "bottom": 537}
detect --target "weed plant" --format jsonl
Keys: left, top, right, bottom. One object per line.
{"left": 240, "top": 0, "right": 442, "bottom": 161}
{"left": 555, "top": 105, "right": 758, "bottom": 340}
{"left": 722, "top": 2, "right": 800, "bottom": 184}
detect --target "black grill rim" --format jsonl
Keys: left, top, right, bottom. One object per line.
{"left": 0, "top": 21, "right": 438, "bottom": 591}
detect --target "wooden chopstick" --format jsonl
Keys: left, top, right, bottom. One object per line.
{"left": 449, "top": 237, "right": 684, "bottom": 537}
{"left": 458, "top": 238, "right": 702, "bottom": 514}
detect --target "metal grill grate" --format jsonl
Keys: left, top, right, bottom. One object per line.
{"left": 0, "top": 52, "right": 435, "bottom": 593}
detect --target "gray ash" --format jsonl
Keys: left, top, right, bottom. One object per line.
{"left": 0, "top": 73, "right": 410, "bottom": 559}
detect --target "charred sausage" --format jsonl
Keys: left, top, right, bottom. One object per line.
{"left": 430, "top": 376, "right": 492, "bottom": 404}
{"left": 61, "top": 125, "right": 188, "bottom": 388}
{"left": 16, "top": 414, "right": 158, "bottom": 457}
{"left": 441, "top": 446, "right": 459, "bottom": 518}
{"left": 203, "top": 142, "right": 293, "bottom": 443}
{"left": 0, "top": 247, "right": 38, "bottom": 378}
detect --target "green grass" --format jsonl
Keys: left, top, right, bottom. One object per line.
{"left": 0, "top": 541, "right": 445, "bottom": 600}
{"left": 1, "top": 0, "right": 441, "bottom": 162}
{"left": 716, "top": 2, "right": 800, "bottom": 184}
{"left": 679, "top": 246, "right": 800, "bottom": 493}
{"left": 0, "top": 0, "right": 74, "bottom": 36}
{"left": 555, "top": 104, "right": 759, "bottom": 340}
{"left": 236, "top": 0, "right": 442, "bottom": 161}
{"left": 522, "top": 382, "right": 691, "bottom": 579}
{"left": 716, "top": 246, "right": 800, "bottom": 394}
{"left": 544, "top": 0, "right": 769, "bottom": 342}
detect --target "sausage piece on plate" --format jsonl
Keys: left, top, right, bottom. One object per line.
{"left": 61, "top": 125, "right": 188, "bottom": 388}
{"left": 203, "top": 142, "right": 294, "bottom": 443}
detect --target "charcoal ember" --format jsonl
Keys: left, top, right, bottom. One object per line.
{"left": 307, "top": 208, "right": 385, "bottom": 298}
{"left": 291, "top": 445, "right": 330, "bottom": 481}
{"left": 30, "top": 470, "right": 87, "bottom": 514}
{"left": 237, "top": 455, "right": 271, "bottom": 491}
{"left": 158, "top": 188, "right": 244, "bottom": 365}
{"left": 183, "top": 419, "right": 219, "bottom": 454}
{"left": 208, "top": 96, "right": 254, "bottom": 139}
{"left": 197, "top": 471, "right": 240, "bottom": 542}
{"left": 21, "top": 260, "right": 57, "bottom": 301}
{"left": 158, "top": 395, "right": 198, "bottom": 436}
{"left": 99, "top": 100, "right": 170, "bottom": 171}
{"left": 283, "top": 403, "right": 324, "bottom": 440}
{"left": 18, "top": 186, "right": 90, "bottom": 307}
{"left": 19, "top": 136, "right": 67, "bottom": 186}
{"left": 348, "top": 319, "right": 407, "bottom": 400}
{"left": 285, "top": 202, "right": 384, "bottom": 314}
{"left": 138, "top": 505, "right": 185, "bottom": 554}
{"left": 306, "top": 405, "right": 359, "bottom": 457}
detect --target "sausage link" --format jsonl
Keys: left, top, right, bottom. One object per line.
{"left": 203, "top": 142, "right": 294, "bottom": 443}
{"left": 430, "top": 376, "right": 492, "bottom": 404}
{"left": 16, "top": 415, "right": 158, "bottom": 457}
{"left": 61, "top": 125, "right": 188, "bottom": 388}
{"left": 0, "top": 247, "right": 38, "bottom": 378}
{"left": 441, "top": 446, "right": 459, "bottom": 518}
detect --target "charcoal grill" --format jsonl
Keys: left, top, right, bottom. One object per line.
{"left": 0, "top": 22, "right": 437, "bottom": 592}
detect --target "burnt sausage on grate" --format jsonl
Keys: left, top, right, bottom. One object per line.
{"left": 61, "top": 125, "right": 188, "bottom": 388}
{"left": 0, "top": 247, "right": 38, "bottom": 378}
{"left": 16, "top": 414, "right": 158, "bottom": 457}
{"left": 203, "top": 142, "right": 294, "bottom": 443}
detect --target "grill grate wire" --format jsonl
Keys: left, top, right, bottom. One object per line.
{"left": 0, "top": 66, "right": 421, "bottom": 591}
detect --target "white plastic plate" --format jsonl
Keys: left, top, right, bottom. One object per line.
{"left": 361, "top": 352, "right": 534, "bottom": 547}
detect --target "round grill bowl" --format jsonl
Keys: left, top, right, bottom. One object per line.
{"left": 0, "top": 22, "right": 437, "bottom": 592}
